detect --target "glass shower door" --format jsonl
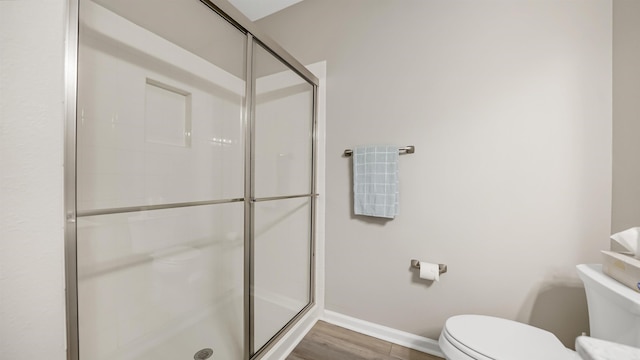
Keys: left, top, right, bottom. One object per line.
{"left": 251, "top": 42, "right": 316, "bottom": 355}
{"left": 75, "top": 0, "right": 247, "bottom": 359}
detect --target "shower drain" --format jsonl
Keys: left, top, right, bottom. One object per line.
{"left": 194, "top": 348, "right": 213, "bottom": 360}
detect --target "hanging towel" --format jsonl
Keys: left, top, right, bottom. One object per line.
{"left": 353, "top": 145, "right": 399, "bottom": 218}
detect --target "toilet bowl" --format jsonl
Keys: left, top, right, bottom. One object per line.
{"left": 439, "top": 314, "right": 577, "bottom": 360}
{"left": 440, "top": 264, "right": 639, "bottom": 360}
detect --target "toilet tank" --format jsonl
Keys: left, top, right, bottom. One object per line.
{"left": 577, "top": 263, "right": 640, "bottom": 347}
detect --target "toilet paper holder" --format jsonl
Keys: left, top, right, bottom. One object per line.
{"left": 411, "top": 259, "right": 447, "bottom": 275}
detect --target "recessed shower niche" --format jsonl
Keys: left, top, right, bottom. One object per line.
{"left": 66, "top": 0, "right": 319, "bottom": 359}
{"left": 144, "top": 79, "right": 192, "bottom": 148}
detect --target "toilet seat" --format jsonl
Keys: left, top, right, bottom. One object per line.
{"left": 439, "top": 315, "right": 571, "bottom": 360}
{"left": 440, "top": 327, "right": 492, "bottom": 360}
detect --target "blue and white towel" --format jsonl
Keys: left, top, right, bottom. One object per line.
{"left": 353, "top": 145, "right": 399, "bottom": 219}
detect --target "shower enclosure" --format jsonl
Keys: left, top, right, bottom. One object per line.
{"left": 64, "top": 0, "right": 318, "bottom": 359}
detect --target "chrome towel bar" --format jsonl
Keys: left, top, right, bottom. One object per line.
{"left": 343, "top": 145, "right": 415, "bottom": 157}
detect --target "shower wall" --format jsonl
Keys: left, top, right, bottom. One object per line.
{"left": 1, "top": 1, "right": 323, "bottom": 360}
{"left": 76, "top": 2, "right": 246, "bottom": 359}
{"left": 74, "top": 1, "right": 316, "bottom": 359}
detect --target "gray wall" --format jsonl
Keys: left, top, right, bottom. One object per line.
{"left": 259, "top": 0, "right": 612, "bottom": 347}
{"left": 612, "top": 0, "right": 640, "bottom": 233}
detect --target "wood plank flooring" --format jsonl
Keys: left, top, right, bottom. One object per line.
{"left": 286, "top": 321, "right": 444, "bottom": 360}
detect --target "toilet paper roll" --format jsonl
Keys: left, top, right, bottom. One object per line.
{"left": 419, "top": 261, "right": 440, "bottom": 281}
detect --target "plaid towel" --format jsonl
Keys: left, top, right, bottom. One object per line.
{"left": 353, "top": 145, "right": 399, "bottom": 218}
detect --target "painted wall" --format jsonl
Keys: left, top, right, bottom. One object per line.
{"left": 0, "top": 1, "right": 67, "bottom": 359}
{"left": 0, "top": 0, "right": 617, "bottom": 357}
{"left": 612, "top": 0, "right": 640, "bottom": 233}
{"left": 259, "top": 0, "right": 612, "bottom": 347}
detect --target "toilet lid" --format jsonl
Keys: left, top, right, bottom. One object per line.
{"left": 443, "top": 315, "right": 569, "bottom": 360}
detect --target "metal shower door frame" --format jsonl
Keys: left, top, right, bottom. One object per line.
{"left": 63, "top": 0, "right": 319, "bottom": 359}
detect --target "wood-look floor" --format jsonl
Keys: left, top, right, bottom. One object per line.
{"left": 286, "top": 321, "right": 444, "bottom": 360}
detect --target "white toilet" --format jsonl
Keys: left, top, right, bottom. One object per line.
{"left": 438, "top": 263, "right": 640, "bottom": 360}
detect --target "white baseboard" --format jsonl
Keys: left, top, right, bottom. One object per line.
{"left": 322, "top": 310, "right": 444, "bottom": 358}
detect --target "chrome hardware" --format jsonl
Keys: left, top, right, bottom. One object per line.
{"left": 343, "top": 145, "right": 415, "bottom": 157}
{"left": 194, "top": 348, "right": 213, "bottom": 360}
{"left": 411, "top": 259, "right": 447, "bottom": 275}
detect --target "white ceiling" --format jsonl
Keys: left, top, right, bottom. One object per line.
{"left": 227, "top": 0, "right": 303, "bottom": 21}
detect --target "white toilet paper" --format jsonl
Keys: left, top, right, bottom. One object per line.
{"left": 610, "top": 227, "right": 640, "bottom": 258}
{"left": 419, "top": 261, "right": 440, "bottom": 282}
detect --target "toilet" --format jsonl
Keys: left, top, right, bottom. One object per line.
{"left": 438, "top": 263, "right": 640, "bottom": 360}
{"left": 439, "top": 314, "right": 574, "bottom": 359}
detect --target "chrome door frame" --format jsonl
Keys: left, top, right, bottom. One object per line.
{"left": 63, "top": 1, "right": 319, "bottom": 359}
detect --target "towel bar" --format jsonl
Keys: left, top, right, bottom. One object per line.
{"left": 343, "top": 145, "right": 415, "bottom": 157}
{"left": 411, "top": 259, "right": 447, "bottom": 275}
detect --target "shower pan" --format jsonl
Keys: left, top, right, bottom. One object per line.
{"left": 63, "top": 1, "right": 319, "bottom": 359}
